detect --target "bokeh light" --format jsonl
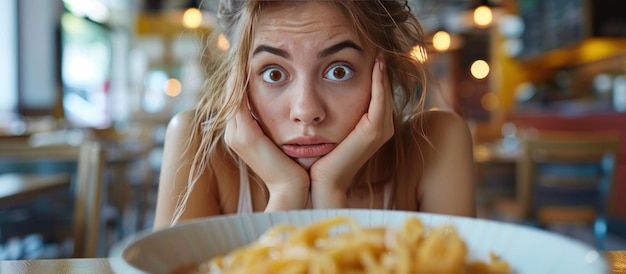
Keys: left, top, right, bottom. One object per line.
{"left": 411, "top": 45, "right": 428, "bottom": 63}
{"left": 217, "top": 33, "right": 230, "bottom": 51}
{"left": 481, "top": 92, "right": 499, "bottom": 111}
{"left": 164, "top": 78, "right": 182, "bottom": 97}
{"left": 182, "top": 7, "right": 202, "bottom": 29}
{"left": 473, "top": 6, "right": 493, "bottom": 28}
{"left": 432, "top": 31, "right": 451, "bottom": 52}
{"left": 471, "top": 60, "right": 490, "bottom": 80}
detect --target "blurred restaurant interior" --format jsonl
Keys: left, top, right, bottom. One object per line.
{"left": 1, "top": 0, "right": 626, "bottom": 259}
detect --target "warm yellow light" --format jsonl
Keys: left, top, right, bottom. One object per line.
{"left": 470, "top": 60, "right": 490, "bottom": 79}
{"left": 217, "top": 33, "right": 230, "bottom": 51}
{"left": 182, "top": 7, "right": 202, "bottom": 29}
{"left": 473, "top": 5, "right": 493, "bottom": 28}
{"left": 411, "top": 45, "right": 428, "bottom": 63}
{"left": 432, "top": 31, "right": 451, "bottom": 52}
{"left": 164, "top": 78, "right": 182, "bottom": 97}
{"left": 481, "top": 92, "right": 499, "bottom": 111}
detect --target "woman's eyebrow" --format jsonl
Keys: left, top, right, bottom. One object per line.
{"left": 251, "top": 40, "right": 363, "bottom": 60}
{"left": 319, "top": 40, "right": 363, "bottom": 58}
{"left": 252, "top": 45, "right": 291, "bottom": 59}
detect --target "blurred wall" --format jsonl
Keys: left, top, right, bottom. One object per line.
{"left": 0, "top": 0, "right": 17, "bottom": 114}
{"left": 18, "top": 0, "right": 64, "bottom": 115}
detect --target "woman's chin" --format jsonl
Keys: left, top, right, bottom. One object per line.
{"left": 294, "top": 157, "right": 320, "bottom": 170}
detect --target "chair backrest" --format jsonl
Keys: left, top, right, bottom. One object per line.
{"left": 73, "top": 141, "right": 106, "bottom": 258}
{"left": 0, "top": 140, "right": 106, "bottom": 258}
{"left": 516, "top": 131, "right": 622, "bottom": 223}
{"left": 0, "top": 141, "right": 81, "bottom": 174}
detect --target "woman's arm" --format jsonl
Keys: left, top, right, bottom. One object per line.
{"left": 153, "top": 110, "right": 220, "bottom": 230}
{"left": 225, "top": 95, "right": 311, "bottom": 212}
{"left": 310, "top": 57, "right": 394, "bottom": 208}
{"left": 412, "top": 111, "right": 476, "bottom": 217}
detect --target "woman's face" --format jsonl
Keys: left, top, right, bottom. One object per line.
{"left": 248, "top": 1, "right": 377, "bottom": 169}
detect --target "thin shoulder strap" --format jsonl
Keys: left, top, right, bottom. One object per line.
{"left": 237, "top": 158, "right": 253, "bottom": 214}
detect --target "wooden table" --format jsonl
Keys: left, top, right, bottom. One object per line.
{"left": 1, "top": 251, "right": 624, "bottom": 273}
{"left": 609, "top": 251, "right": 626, "bottom": 273}
{"left": 1, "top": 258, "right": 113, "bottom": 274}
{"left": 0, "top": 173, "right": 71, "bottom": 206}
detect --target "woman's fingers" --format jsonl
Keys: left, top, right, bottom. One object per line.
{"left": 368, "top": 57, "right": 385, "bottom": 123}
{"left": 225, "top": 92, "right": 310, "bottom": 206}
{"left": 367, "top": 56, "right": 394, "bottom": 140}
{"left": 225, "top": 94, "right": 262, "bottom": 149}
{"left": 226, "top": 94, "right": 272, "bottom": 162}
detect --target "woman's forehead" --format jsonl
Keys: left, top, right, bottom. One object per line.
{"left": 252, "top": 1, "right": 368, "bottom": 52}
{"left": 256, "top": 1, "right": 349, "bottom": 32}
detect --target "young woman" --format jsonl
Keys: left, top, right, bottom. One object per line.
{"left": 153, "top": 0, "right": 476, "bottom": 229}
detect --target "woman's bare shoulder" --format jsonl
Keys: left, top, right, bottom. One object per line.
{"left": 164, "top": 109, "right": 232, "bottom": 164}
{"left": 173, "top": 110, "right": 243, "bottom": 214}
{"left": 401, "top": 110, "right": 476, "bottom": 217}
{"left": 166, "top": 109, "right": 197, "bottom": 136}
{"left": 163, "top": 109, "right": 205, "bottom": 149}
{"left": 402, "top": 110, "right": 472, "bottom": 148}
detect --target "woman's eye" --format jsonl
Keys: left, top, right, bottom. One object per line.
{"left": 325, "top": 64, "right": 353, "bottom": 81}
{"left": 262, "top": 68, "right": 287, "bottom": 84}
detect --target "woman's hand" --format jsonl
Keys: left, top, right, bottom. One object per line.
{"left": 309, "top": 57, "right": 394, "bottom": 208}
{"left": 224, "top": 93, "right": 310, "bottom": 211}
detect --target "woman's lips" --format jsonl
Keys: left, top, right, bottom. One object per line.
{"left": 281, "top": 143, "right": 336, "bottom": 158}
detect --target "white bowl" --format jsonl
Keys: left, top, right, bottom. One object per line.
{"left": 109, "top": 209, "right": 608, "bottom": 274}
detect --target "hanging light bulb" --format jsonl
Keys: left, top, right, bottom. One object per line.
{"left": 182, "top": 0, "right": 203, "bottom": 29}
{"left": 471, "top": 60, "right": 490, "bottom": 80}
{"left": 432, "top": 30, "right": 451, "bottom": 52}
{"left": 182, "top": 7, "right": 202, "bottom": 29}
{"left": 473, "top": 5, "right": 493, "bottom": 28}
{"left": 470, "top": 0, "right": 497, "bottom": 29}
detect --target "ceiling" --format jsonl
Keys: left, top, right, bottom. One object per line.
{"left": 141, "top": 0, "right": 497, "bottom": 34}
{"left": 408, "top": 0, "right": 475, "bottom": 33}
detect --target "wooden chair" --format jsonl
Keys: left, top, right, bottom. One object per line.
{"left": 493, "top": 131, "right": 621, "bottom": 249}
{"left": 72, "top": 141, "right": 106, "bottom": 258}
{"left": 0, "top": 140, "right": 106, "bottom": 258}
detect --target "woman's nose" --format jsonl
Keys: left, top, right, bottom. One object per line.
{"left": 289, "top": 81, "right": 326, "bottom": 126}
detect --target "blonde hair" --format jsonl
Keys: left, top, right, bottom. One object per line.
{"left": 172, "top": 0, "right": 429, "bottom": 224}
